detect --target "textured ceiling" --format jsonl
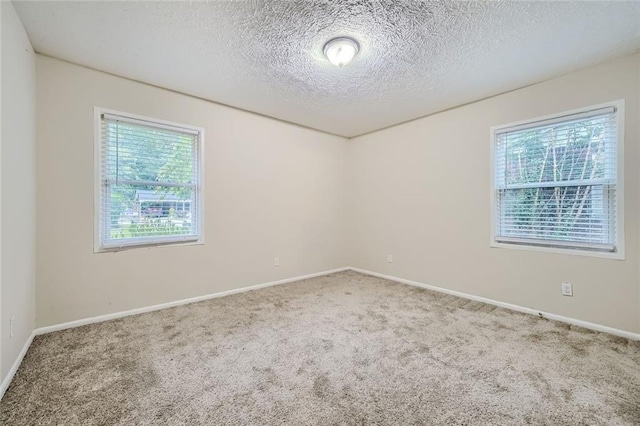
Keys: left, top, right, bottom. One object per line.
{"left": 14, "top": 0, "right": 640, "bottom": 137}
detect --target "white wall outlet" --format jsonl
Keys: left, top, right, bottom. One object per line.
{"left": 274, "top": 257, "right": 280, "bottom": 267}
{"left": 561, "top": 282, "right": 573, "bottom": 297}
{"left": 10, "top": 316, "right": 15, "bottom": 339}
{"left": 387, "top": 254, "right": 393, "bottom": 263}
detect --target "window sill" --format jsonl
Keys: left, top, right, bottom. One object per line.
{"left": 95, "top": 237, "right": 204, "bottom": 253}
{"left": 490, "top": 240, "right": 625, "bottom": 260}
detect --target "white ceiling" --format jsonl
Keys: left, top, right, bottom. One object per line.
{"left": 13, "top": 1, "right": 640, "bottom": 138}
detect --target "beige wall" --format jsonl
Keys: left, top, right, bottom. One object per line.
{"left": 1, "top": 2, "right": 37, "bottom": 380}
{"left": 36, "top": 55, "right": 347, "bottom": 327}
{"left": 35, "top": 51, "right": 640, "bottom": 333}
{"left": 346, "top": 53, "right": 640, "bottom": 333}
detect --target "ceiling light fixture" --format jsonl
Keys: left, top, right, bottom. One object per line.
{"left": 323, "top": 37, "right": 360, "bottom": 67}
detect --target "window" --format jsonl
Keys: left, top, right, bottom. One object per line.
{"left": 491, "top": 101, "right": 623, "bottom": 258}
{"left": 95, "top": 108, "right": 204, "bottom": 251}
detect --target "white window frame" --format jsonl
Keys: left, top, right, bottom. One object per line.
{"left": 94, "top": 107, "right": 205, "bottom": 252}
{"left": 489, "top": 100, "right": 625, "bottom": 260}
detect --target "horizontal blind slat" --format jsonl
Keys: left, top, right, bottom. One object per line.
{"left": 495, "top": 106, "right": 616, "bottom": 135}
{"left": 494, "top": 106, "right": 618, "bottom": 251}
{"left": 102, "top": 113, "right": 200, "bottom": 135}
{"left": 99, "top": 112, "right": 201, "bottom": 249}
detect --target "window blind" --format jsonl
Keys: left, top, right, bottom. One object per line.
{"left": 494, "top": 106, "right": 618, "bottom": 252}
{"left": 98, "top": 113, "right": 200, "bottom": 249}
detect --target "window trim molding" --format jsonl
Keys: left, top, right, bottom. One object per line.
{"left": 489, "top": 100, "right": 625, "bottom": 260}
{"left": 93, "top": 107, "right": 205, "bottom": 253}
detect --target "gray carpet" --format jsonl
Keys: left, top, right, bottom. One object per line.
{"left": 1, "top": 271, "right": 639, "bottom": 425}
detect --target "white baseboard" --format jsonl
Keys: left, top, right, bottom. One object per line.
{"left": 35, "top": 267, "right": 350, "bottom": 335}
{"left": 2, "top": 267, "right": 349, "bottom": 400}
{"left": 350, "top": 267, "right": 640, "bottom": 341}
{"left": 3, "top": 265, "right": 637, "bottom": 401}
{"left": 0, "top": 331, "right": 35, "bottom": 400}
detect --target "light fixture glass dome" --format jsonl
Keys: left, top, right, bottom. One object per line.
{"left": 323, "top": 37, "right": 359, "bottom": 67}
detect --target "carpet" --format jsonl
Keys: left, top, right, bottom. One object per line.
{"left": 1, "top": 270, "right": 639, "bottom": 425}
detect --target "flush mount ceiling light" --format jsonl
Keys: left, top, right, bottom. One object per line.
{"left": 323, "top": 37, "right": 360, "bottom": 67}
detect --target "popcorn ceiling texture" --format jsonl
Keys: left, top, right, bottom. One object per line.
{"left": 14, "top": 1, "right": 640, "bottom": 136}
{"left": 231, "top": 1, "right": 484, "bottom": 96}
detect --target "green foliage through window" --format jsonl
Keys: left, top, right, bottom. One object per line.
{"left": 98, "top": 112, "right": 201, "bottom": 249}
{"left": 494, "top": 106, "right": 618, "bottom": 249}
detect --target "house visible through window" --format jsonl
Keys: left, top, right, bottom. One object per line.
{"left": 95, "top": 108, "right": 203, "bottom": 251}
{"left": 491, "top": 101, "right": 623, "bottom": 257}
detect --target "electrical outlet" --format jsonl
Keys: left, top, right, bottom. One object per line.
{"left": 561, "top": 282, "right": 573, "bottom": 297}
{"left": 10, "top": 316, "right": 15, "bottom": 339}
{"left": 387, "top": 254, "right": 393, "bottom": 263}
{"left": 274, "top": 257, "right": 280, "bottom": 267}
